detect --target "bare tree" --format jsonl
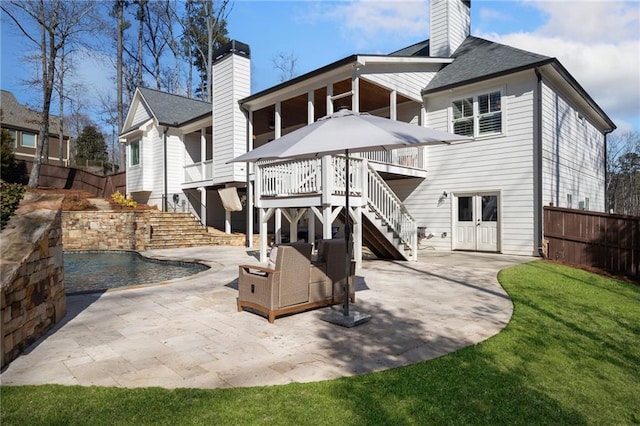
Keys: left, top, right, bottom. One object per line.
{"left": 1, "top": 0, "right": 96, "bottom": 187}
{"left": 180, "top": 0, "right": 231, "bottom": 101}
{"left": 273, "top": 51, "right": 298, "bottom": 82}
{"left": 111, "top": 0, "right": 130, "bottom": 168}
{"left": 607, "top": 131, "right": 640, "bottom": 215}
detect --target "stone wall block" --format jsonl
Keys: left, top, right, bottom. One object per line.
{"left": 1, "top": 193, "right": 65, "bottom": 368}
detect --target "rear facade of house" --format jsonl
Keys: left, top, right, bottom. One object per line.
{"left": 120, "top": 0, "right": 614, "bottom": 261}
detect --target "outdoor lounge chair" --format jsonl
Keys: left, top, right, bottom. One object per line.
{"left": 237, "top": 239, "right": 356, "bottom": 323}
{"left": 237, "top": 243, "right": 313, "bottom": 323}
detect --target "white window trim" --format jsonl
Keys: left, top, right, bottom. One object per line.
{"left": 129, "top": 139, "right": 141, "bottom": 168}
{"left": 21, "top": 131, "right": 37, "bottom": 148}
{"left": 450, "top": 88, "right": 505, "bottom": 139}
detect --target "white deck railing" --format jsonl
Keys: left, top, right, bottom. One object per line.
{"left": 184, "top": 160, "right": 214, "bottom": 184}
{"left": 355, "top": 147, "right": 424, "bottom": 169}
{"left": 256, "top": 155, "right": 416, "bottom": 257}
{"left": 367, "top": 162, "right": 416, "bottom": 255}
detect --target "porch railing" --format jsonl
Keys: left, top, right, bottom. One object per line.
{"left": 184, "top": 159, "right": 214, "bottom": 184}
{"left": 367, "top": 162, "right": 417, "bottom": 256}
{"left": 256, "top": 155, "right": 416, "bottom": 258}
{"left": 355, "top": 147, "right": 424, "bottom": 169}
{"left": 260, "top": 158, "right": 322, "bottom": 196}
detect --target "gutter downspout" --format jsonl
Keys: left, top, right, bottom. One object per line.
{"left": 535, "top": 68, "right": 545, "bottom": 258}
{"left": 163, "top": 127, "right": 168, "bottom": 212}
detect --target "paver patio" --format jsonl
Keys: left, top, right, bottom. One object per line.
{"left": 0, "top": 247, "right": 531, "bottom": 388}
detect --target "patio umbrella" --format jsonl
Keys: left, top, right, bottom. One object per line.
{"left": 231, "top": 108, "right": 469, "bottom": 326}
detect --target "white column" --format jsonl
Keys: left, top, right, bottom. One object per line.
{"left": 225, "top": 206, "right": 231, "bottom": 234}
{"left": 322, "top": 206, "right": 332, "bottom": 239}
{"left": 307, "top": 90, "right": 314, "bottom": 124}
{"left": 200, "top": 127, "right": 206, "bottom": 178}
{"left": 275, "top": 208, "right": 282, "bottom": 244}
{"left": 247, "top": 110, "right": 254, "bottom": 247}
{"left": 259, "top": 208, "right": 268, "bottom": 263}
{"left": 390, "top": 90, "right": 397, "bottom": 120}
{"left": 275, "top": 102, "right": 282, "bottom": 139}
{"left": 289, "top": 210, "right": 298, "bottom": 243}
{"left": 354, "top": 206, "right": 362, "bottom": 270}
{"left": 308, "top": 209, "right": 315, "bottom": 246}
{"left": 200, "top": 187, "right": 207, "bottom": 227}
{"left": 326, "top": 84, "right": 333, "bottom": 115}
{"left": 352, "top": 75, "right": 360, "bottom": 113}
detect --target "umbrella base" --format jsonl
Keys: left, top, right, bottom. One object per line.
{"left": 320, "top": 308, "right": 371, "bottom": 328}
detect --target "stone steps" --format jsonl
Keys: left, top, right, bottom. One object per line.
{"left": 145, "top": 212, "right": 258, "bottom": 249}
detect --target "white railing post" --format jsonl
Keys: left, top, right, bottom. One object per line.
{"left": 255, "top": 163, "right": 262, "bottom": 208}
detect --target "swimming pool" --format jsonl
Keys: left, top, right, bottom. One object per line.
{"left": 64, "top": 251, "right": 209, "bottom": 294}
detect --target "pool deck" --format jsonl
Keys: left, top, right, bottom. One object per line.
{"left": 0, "top": 247, "right": 533, "bottom": 389}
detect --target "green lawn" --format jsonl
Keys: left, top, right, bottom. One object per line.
{"left": 2, "top": 261, "right": 639, "bottom": 425}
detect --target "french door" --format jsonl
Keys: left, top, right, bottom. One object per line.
{"left": 454, "top": 192, "right": 500, "bottom": 252}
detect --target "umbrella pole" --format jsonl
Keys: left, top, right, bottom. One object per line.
{"left": 320, "top": 149, "right": 371, "bottom": 327}
{"left": 344, "top": 149, "right": 351, "bottom": 317}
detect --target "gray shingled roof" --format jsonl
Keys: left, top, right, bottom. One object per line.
{"left": 0, "top": 90, "right": 71, "bottom": 137}
{"left": 138, "top": 87, "right": 211, "bottom": 126}
{"left": 423, "top": 36, "right": 552, "bottom": 94}
{"left": 389, "top": 39, "right": 430, "bottom": 57}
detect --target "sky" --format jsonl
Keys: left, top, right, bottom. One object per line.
{"left": 1, "top": 0, "right": 639, "bottom": 136}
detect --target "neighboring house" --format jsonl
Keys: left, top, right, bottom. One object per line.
{"left": 0, "top": 90, "right": 72, "bottom": 166}
{"left": 121, "top": 0, "right": 615, "bottom": 263}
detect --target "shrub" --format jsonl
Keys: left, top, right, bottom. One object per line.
{"left": 111, "top": 191, "right": 137, "bottom": 208}
{"left": 1, "top": 180, "right": 25, "bottom": 229}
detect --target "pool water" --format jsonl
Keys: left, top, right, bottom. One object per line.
{"left": 64, "top": 251, "right": 208, "bottom": 294}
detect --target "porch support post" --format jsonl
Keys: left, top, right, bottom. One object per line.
{"left": 258, "top": 207, "right": 275, "bottom": 263}
{"left": 390, "top": 90, "right": 397, "bottom": 120}
{"left": 353, "top": 205, "right": 362, "bottom": 270}
{"left": 200, "top": 127, "right": 206, "bottom": 180}
{"left": 307, "top": 90, "right": 314, "bottom": 124}
{"left": 275, "top": 208, "right": 282, "bottom": 244}
{"left": 225, "top": 202, "right": 231, "bottom": 234}
{"left": 352, "top": 74, "right": 359, "bottom": 113}
{"left": 322, "top": 205, "right": 332, "bottom": 239}
{"left": 275, "top": 102, "right": 282, "bottom": 139}
{"left": 259, "top": 208, "right": 268, "bottom": 263}
{"left": 200, "top": 187, "right": 207, "bottom": 228}
{"left": 246, "top": 109, "right": 254, "bottom": 247}
{"left": 326, "top": 84, "right": 333, "bottom": 114}
{"left": 307, "top": 209, "right": 315, "bottom": 246}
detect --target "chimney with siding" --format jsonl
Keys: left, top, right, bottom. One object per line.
{"left": 429, "top": 0, "right": 471, "bottom": 57}
{"left": 211, "top": 40, "right": 251, "bottom": 182}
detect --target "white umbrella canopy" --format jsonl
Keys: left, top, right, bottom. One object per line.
{"left": 231, "top": 108, "right": 469, "bottom": 163}
{"left": 232, "top": 109, "right": 469, "bottom": 327}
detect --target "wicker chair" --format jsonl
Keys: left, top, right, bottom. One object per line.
{"left": 237, "top": 243, "right": 312, "bottom": 323}
{"left": 310, "top": 239, "right": 356, "bottom": 304}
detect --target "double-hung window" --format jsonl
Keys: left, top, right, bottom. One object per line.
{"left": 130, "top": 139, "right": 140, "bottom": 166}
{"left": 21, "top": 132, "right": 37, "bottom": 148}
{"left": 452, "top": 90, "right": 503, "bottom": 137}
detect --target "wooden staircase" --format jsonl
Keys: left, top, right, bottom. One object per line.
{"left": 146, "top": 211, "right": 258, "bottom": 249}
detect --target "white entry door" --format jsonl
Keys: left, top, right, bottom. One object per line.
{"left": 454, "top": 193, "right": 499, "bottom": 252}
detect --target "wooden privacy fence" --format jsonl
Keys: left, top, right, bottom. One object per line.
{"left": 543, "top": 206, "right": 639, "bottom": 279}
{"left": 24, "top": 162, "right": 126, "bottom": 198}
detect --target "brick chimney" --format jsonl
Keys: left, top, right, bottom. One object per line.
{"left": 429, "top": 0, "right": 471, "bottom": 57}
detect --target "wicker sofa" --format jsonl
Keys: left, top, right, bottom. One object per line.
{"left": 237, "top": 239, "right": 355, "bottom": 323}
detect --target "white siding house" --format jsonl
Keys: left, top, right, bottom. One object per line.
{"left": 120, "top": 41, "right": 251, "bottom": 230}
{"left": 121, "top": 0, "right": 614, "bottom": 262}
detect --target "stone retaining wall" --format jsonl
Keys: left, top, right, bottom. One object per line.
{"left": 62, "top": 211, "right": 150, "bottom": 251}
{"left": 1, "top": 194, "right": 66, "bottom": 368}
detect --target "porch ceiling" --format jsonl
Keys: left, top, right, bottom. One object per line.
{"left": 251, "top": 78, "right": 413, "bottom": 136}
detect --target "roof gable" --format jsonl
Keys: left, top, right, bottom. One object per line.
{"left": 423, "top": 36, "right": 551, "bottom": 94}
{"left": 137, "top": 87, "right": 211, "bottom": 127}
{"left": 0, "top": 90, "right": 71, "bottom": 137}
